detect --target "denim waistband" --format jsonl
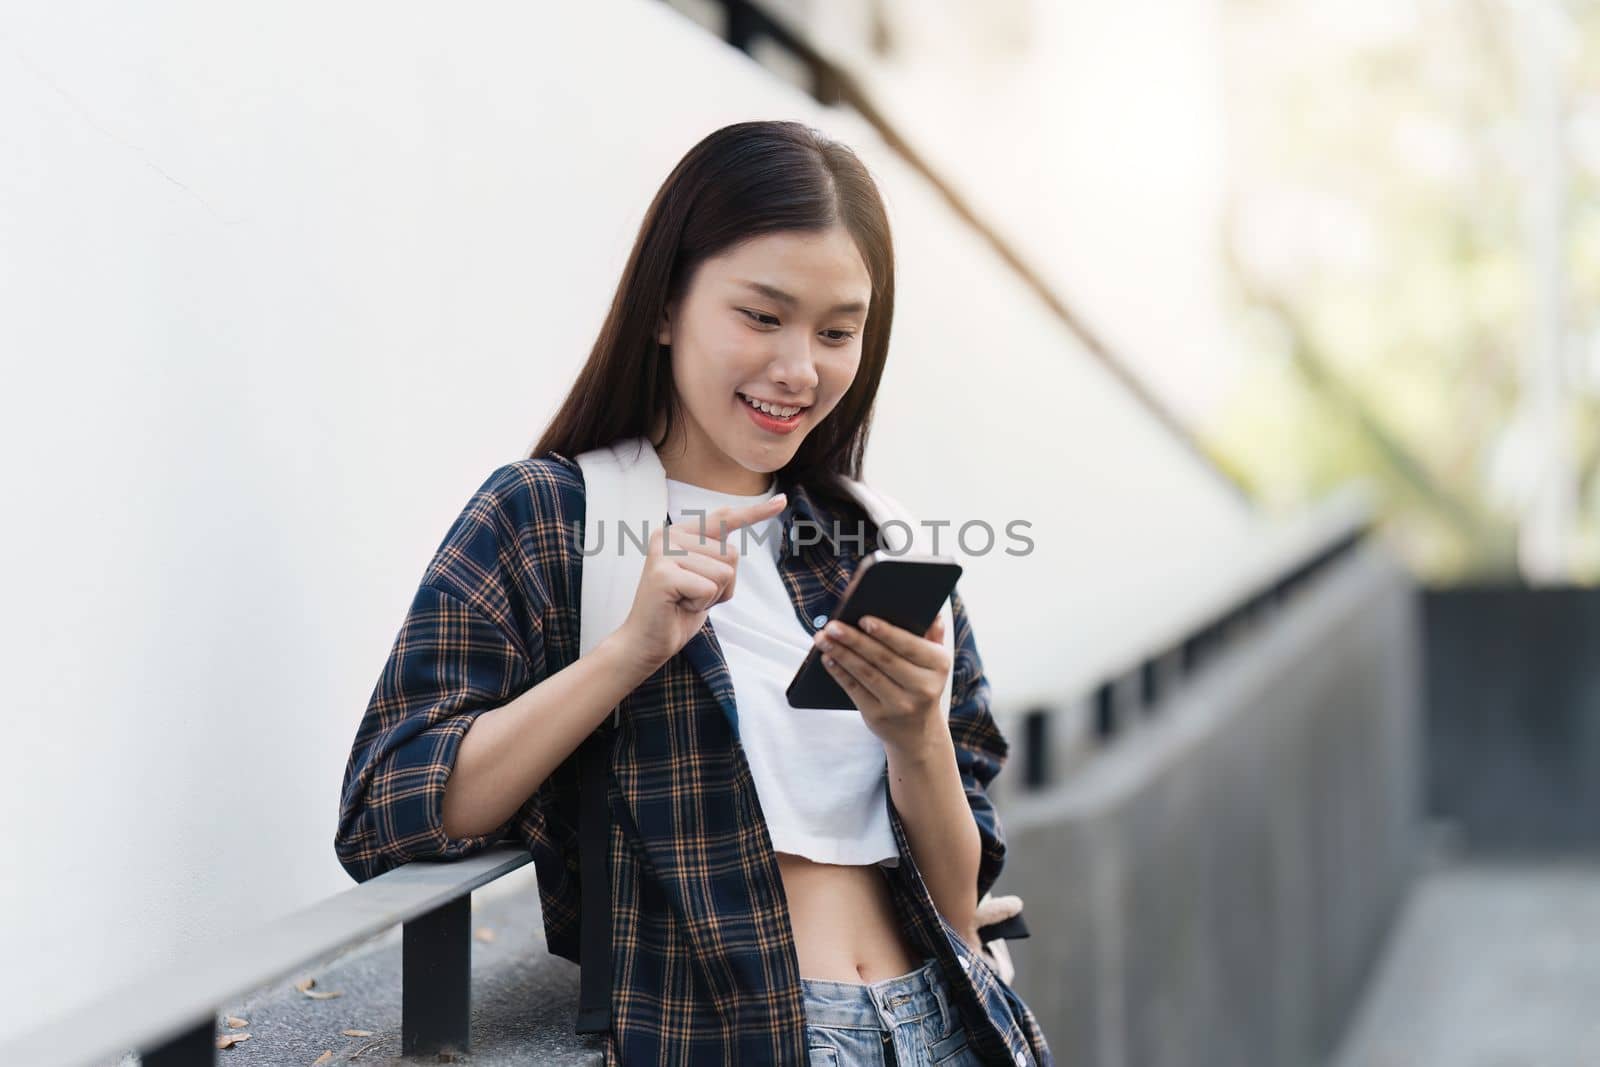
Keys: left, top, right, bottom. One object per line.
{"left": 799, "top": 956, "right": 950, "bottom": 1034}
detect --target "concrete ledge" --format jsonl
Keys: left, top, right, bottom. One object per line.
{"left": 997, "top": 545, "right": 1423, "bottom": 1067}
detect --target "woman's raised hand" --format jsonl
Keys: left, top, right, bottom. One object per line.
{"left": 615, "top": 493, "right": 787, "bottom": 674}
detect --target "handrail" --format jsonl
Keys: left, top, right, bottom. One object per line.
{"left": 0, "top": 846, "right": 533, "bottom": 1066}
{"left": 675, "top": 0, "right": 1252, "bottom": 504}
{"left": 1069, "top": 482, "right": 1374, "bottom": 709}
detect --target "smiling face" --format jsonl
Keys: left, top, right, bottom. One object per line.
{"left": 652, "top": 225, "right": 871, "bottom": 493}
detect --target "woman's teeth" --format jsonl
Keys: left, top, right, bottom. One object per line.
{"left": 740, "top": 393, "right": 804, "bottom": 418}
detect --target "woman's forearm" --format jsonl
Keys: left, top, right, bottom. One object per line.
{"left": 440, "top": 631, "right": 658, "bottom": 840}
{"left": 885, "top": 723, "right": 983, "bottom": 950}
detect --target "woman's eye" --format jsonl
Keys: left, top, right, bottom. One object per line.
{"left": 742, "top": 309, "right": 855, "bottom": 344}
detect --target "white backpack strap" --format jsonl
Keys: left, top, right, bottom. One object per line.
{"left": 832, "top": 476, "right": 956, "bottom": 724}
{"left": 574, "top": 436, "right": 668, "bottom": 727}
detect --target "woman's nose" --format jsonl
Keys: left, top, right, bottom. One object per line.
{"left": 770, "top": 338, "right": 820, "bottom": 391}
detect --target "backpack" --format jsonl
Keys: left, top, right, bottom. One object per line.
{"left": 570, "top": 436, "right": 1025, "bottom": 1034}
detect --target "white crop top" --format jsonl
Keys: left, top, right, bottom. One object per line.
{"left": 665, "top": 475, "right": 899, "bottom": 868}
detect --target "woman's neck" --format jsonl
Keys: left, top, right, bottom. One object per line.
{"left": 651, "top": 418, "right": 777, "bottom": 495}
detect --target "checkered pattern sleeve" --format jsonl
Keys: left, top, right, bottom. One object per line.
{"left": 334, "top": 465, "right": 553, "bottom": 884}
{"left": 946, "top": 586, "right": 1010, "bottom": 902}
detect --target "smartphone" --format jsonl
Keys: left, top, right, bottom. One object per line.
{"left": 786, "top": 551, "right": 963, "bottom": 710}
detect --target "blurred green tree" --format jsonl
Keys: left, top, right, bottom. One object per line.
{"left": 1213, "top": 0, "right": 1599, "bottom": 583}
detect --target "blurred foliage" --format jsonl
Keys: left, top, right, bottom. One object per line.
{"left": 1210, "top": 0, "right": 1600, "bottom": 583}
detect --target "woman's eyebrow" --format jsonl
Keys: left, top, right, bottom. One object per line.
{"left": 736, "top": 280, "right": 867, "bottom": 316}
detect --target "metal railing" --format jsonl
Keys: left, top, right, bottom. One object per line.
{"left": 0, "top": 848, "right": 533, "bottom": 1066}
{"left": 997, "top": 484, "right": 1375, "bottom": 795}
{"left": 1086, "top": 485, "right": 1373, "bottom": 738}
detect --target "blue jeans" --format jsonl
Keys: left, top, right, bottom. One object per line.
{"left": 801, "top": 956, "right": 983, "bottom": 1066}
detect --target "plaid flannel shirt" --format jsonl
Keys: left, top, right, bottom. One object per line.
{"left": 334, "top": 453, "right": 1054, "bottom": 1067}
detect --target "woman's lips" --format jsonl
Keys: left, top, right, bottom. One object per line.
{"left": 738, "top": 393, "right": 806, "bottom": 435}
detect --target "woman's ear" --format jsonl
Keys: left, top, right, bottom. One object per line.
{"left": 657, "top": 303, "right": 673, "bottom": 347}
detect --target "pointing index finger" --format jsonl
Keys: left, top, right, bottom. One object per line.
{"left": 700, "top": 492, "right": 787, "bottom": 543}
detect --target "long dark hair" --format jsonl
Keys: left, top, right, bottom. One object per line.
{"left": 530, "top": 120, "right": 896, "bottom": 515}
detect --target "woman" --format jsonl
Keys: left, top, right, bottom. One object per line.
{"left": 335, "top": 120, "right": 1052, "bottom": 1067}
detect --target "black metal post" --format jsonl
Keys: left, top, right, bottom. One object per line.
{"left": 1022, "top": 708, "right": 1050, "bottom": 788}
{"left": 143, "top": 1020, "right": 214, "bottom": 1067}
{"left": 1093, "top": 681, "right": 1117, "bottom": 741}
{"left": 724, "top": 0, "right": 758, "bottom": 54}
{"left": 403, "top": 894, "right": 472, "bottom": 1056}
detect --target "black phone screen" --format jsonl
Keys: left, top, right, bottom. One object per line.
{"left": 785, "top": 552, "right": 963, "bottom": 710}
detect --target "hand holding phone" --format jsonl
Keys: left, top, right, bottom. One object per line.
{"left": 786, "top": 552, "right": 962, "bottom": 710}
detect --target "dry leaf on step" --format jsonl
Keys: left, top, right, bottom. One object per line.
{"left": 294, "top": 976, "right": 343, "bottom": 1000}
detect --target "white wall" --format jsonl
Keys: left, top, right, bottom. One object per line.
{"left": 0, "top": 0, "right": 1253, "bottom": 1038}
